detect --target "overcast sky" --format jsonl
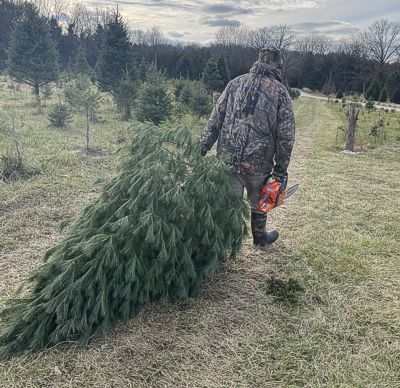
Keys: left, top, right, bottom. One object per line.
{"left": 75, "top": 0, "right": 400, "bottom": 42}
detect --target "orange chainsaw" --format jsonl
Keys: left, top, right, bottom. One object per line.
{"left": 258, "top": 175, "right": 299, "bottom": 214}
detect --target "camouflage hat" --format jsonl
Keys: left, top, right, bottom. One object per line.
{"left": 258, "top": 47, "right": 283, "bottom": 68}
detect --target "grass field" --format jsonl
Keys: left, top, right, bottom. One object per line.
{"left": 1, "top": 79, "right": 400, "bottom": 387}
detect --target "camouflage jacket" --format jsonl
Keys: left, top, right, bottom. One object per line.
{"left": 201, "top": 61, "right": 295, "bottom": 176}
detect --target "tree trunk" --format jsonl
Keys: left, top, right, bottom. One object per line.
{"left": 345, "top": 106, "right": 359, "bottom": 152}
{"left": 34, "top": 83, "right": 41, "bottom": 108}
{"left": 124, "top": 104, "right": 131, "bottom": 121}
{"left": 86, "top": 111, "right": 90, "bottom": 152}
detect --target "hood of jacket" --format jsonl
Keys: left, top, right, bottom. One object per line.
{"left": 249, "top": 61, "right": 282, "bottom": 83}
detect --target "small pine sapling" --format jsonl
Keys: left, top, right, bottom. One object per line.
{"left": 66, "top": 77, "right": 102, "bottom": 152}
{"left": 48, "top": 104, "right": 72, "bottom": 129}
{"left": 365, "top": 99, "right": 375, "bottom": 113}
{"left": 114, "top": 67, "right": 138, "bottom": 120}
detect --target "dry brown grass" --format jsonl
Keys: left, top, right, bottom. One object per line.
{"left": 1, "top": 87, "right": 400, "bottom": 387}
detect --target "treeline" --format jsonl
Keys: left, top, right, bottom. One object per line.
{"left": 1, "top": 0, "right": 400, "bottom": 102}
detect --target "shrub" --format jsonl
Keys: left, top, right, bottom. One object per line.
{"left": 0, "top": 154, "right": 23, "bottom": 182}
{"left": 288, "top": 87, "right": 301, "bottom": 99}
{"left": 0, "top": 154, "right": 39, "bottom": 182}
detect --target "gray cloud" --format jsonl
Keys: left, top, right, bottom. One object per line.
{"left": 200, "top": 17, "right": 241, "bottom": 27}
{"left": 168, "top": 30, "right": 186, "bottom": 38}
{"left": 201, "top": 3, "right": 252, "bottom": 16}
{"left": 293, "top": 21, "right": 360, "bottom": 35}
{"left": 84, "top": 0, "right": 195, "bottom": 11}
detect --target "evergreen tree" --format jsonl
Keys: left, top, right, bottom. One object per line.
{"left": 202, "top": 56, "right": 225, "bottom": 92}
{"left": 174, "top": 78, "right": 187, "bottom": 99}
{"left": 321, "top": 78, "right": 336, "bottom": 96}
{"left": 385, "top": 72, "right": 400, "bottom": 101}
{"left": 336, "top": 90, "right": 344, "bottom": 99}
{"left": 74, "top": 46, "right": 91, "bottom": 80}
{"left": 0, "top": 125, "right": 248, "bottom": 358}
{"left": 378, "top": 88, "right": 388, "bottom": 103}
{"left": 136, "top": 58, "right": 148, "bottom": 82}
{"left": 0, "top": 0, "right": 33, "bottom": 71}
{"left": 66, "top": 76, "right": 102, "bottom": 151}
{"left": 114, "top": 68, "right": 139, "bottom": 120}
{"left": 188, "top": 82, "right": 212, "bottom": 118}
{"left": 365, "top": 80, "right": 381, "bottom": 101}
{"left": 178, "top": 81, "right": 192, "bottom": 106}
{"left": 176, "top": 55, "right": 191, "bottom": 78}
{"left": 96, "top": 11, "right": 132, "bottom": 94}
{"left": 6, "top": 7, "right": 59, "bottom": 99}
{"left": 216, "top": 54, "right": 231, "bottom": 86}
{"left": 391, "top": 86, "right": 400, "bottom": 104}
{"left": 136, "top": 69, "right": 172, "bottom": 125}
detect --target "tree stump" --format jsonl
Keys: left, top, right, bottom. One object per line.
{"left": 345, "top": 105, "right": 359, "bottom": 152}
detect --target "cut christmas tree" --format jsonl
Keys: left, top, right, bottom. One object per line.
{"left": 0, "top": 125, "right": 248, "bottom": 358}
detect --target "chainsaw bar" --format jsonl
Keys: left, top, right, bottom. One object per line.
{"left": 284, "top": 184, "right": 299, "bottom": 199}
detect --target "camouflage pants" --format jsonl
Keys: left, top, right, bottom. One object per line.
{"left": 231, "top": 173, "right": 268, "bottom": 214}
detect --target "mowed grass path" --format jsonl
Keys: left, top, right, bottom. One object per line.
{"left": 1, "top": 96, "right": 399, "bottom": 387}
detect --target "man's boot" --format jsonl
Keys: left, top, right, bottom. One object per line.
{"left": 251, "top": 212, "right": 279, "bottom": 246}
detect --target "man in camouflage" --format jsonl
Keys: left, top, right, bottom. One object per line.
{"left": 201, "top": 47, "right": 295, "bottom": 246}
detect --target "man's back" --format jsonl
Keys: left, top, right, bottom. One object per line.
{"left": 202, "top": 60, "right": 295, "bottom": 177}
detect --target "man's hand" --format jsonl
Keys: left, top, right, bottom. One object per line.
{"left": 273, "top": 173, "right": 287, "bottom": 183}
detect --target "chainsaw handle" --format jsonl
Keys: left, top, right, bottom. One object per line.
{"left": 274, "top": 176, "right": 287, "bottom": 208}
{"left": 260, "top": 174, "right": 273, "bottom": 190}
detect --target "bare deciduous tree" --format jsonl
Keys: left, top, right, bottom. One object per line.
{"left": 337, "top": 35, "right": 367, "bottom": 57}
{"left": 145, "top": 26, "right": 165, "bottom": 69}
{"left": 70, "top": 4, "right": 110, "bottom": 36}
{"left": 129, "top": 29, "right": 146, "bottom": 45}
{"left": 30, "top": 0, "right": 69, "bottom": 20}
{"left": 247, "top": 27, "right": 273, "bottom": 52}
{"left": 215, "top": 25, "right": 249, "bottom": 48}
{"left": 295, "top": 34, "right": 334, "bottom": 55}
{"left": 269, "top": 24, "right": 295, "bottom": 50}
{"left": 361, "top": 19, "right": 400, "bottom": 66}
